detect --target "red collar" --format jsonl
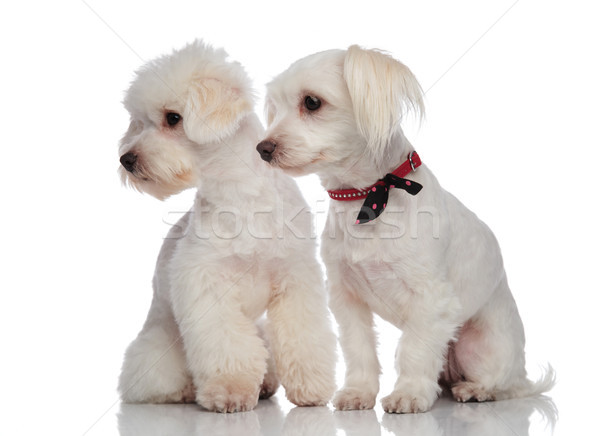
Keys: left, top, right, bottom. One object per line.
{"left": 327, "top": 151, "right": 422, "bottom": 201}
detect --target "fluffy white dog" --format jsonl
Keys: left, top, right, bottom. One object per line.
{"left": 257, "top": 45, "right": 554, "bottom": 413}
{"left": 117, "top": 40, "right": 336, "bottom": 413}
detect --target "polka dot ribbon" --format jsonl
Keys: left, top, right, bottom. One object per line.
{"left": 327, "top": 151, "right": 423, "bottom": 224}
{"left": 355, "top": 174, "right": 423, "bottom": 224}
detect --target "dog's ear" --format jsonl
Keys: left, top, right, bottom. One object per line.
{"left": 343, "top": 45, "right": 424, "bottom": 158}
{"left": 183, "top": 77, "right": 253, "bottom": 144}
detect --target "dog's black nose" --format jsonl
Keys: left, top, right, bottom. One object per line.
{"left": 120, "top": 152, "right": 138, "bottom": 173}
{"left": 256, "top": 140, "right": 276, "bottom": 162}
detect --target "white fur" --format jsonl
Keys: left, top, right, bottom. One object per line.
{"left": 260, "top": 45, "right": 554, "bottom": 413}
{"left": 117, "top": 40, "right": 336, "bottom": 412}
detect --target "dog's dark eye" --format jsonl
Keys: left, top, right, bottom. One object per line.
{"left": 165, "top": 112, "right": 182, "bottom": 126}
{"left": 304, "top": 96, "right": 321, "bottom": 111}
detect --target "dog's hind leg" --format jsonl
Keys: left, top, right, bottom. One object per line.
{"left": 118, "top": 292, "right": 194, "bottom": 403}
{"left": 451, "top": 275, "right": 555, "bottom": 402}
{"left": 118, "top": 226, "right": 194, "bottom": 403}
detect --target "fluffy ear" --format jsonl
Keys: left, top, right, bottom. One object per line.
{"left": 343, "top": 45, "right": 424, "bottom": 158}
{"left": 183, "top": 77, "right": 253, "bottom": 144}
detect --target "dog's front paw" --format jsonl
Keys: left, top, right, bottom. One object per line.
{"left": 197, "top": 375, "right": 260, "bottom": 413}
{"left": 284, "top": 382, "right": 334, "bottom": 407}
{"left": 381, "top": 391, "right": 433, "bottom": 414}
{"left": 333, "top": 387, "right": 377, "bottom": 411}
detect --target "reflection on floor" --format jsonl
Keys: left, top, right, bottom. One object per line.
{"left": 118, "top": 394, "right": 557, "bottom": 436}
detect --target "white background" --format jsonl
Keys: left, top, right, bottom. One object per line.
{"left": 1, "top": 1, "right": 598, "bottom": 435}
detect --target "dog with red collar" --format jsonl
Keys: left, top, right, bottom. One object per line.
{"left": 257, "top": 45, "right": 554, "bottom": 413}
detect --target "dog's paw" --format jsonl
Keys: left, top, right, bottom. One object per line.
{"left": 280, "top": 371, "right": 335, "bottom": 407}
{"left": 451, "top": 382, "right": 495, "bottom": 403}
{"left": 197, "top": 375, "right": 259, "bottom": 413}
{"left": 285, "top": 383, "right": 333, "bottom": 407}
{"left": 333, "top": 387, "right": 377, "bottom": 411}
{"left": 259, "top": 371, "right": 279, "bottom": 400}
{"left": 165, "top": 382, "right": 196, "bottom": 403}
{"left": 381, "top": 391, "right": 433, "bottom": 414}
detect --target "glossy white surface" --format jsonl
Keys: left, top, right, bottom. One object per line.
{"left": 112, "top": 395, "right": 557, "bottom": 436}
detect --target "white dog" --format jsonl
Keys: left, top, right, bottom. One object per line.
{"left": 257, "top": 45, "right": 555, "bottom": 413}
{"left": 117, "top": 40, "right": 336, "bottom": 413}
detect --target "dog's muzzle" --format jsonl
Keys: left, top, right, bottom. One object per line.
{"left": 120, "top": 152, "right": 138, "bottom": 173}
{"left": 256, "top": 140, "right": 276, "bottom": 162}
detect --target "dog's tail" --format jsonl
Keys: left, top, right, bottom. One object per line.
{"left": 496, "top": 364, "right": 556, "bottom": 400}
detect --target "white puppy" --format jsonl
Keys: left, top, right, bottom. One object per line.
{"left": 117, "top": 40, "right": 336, "bottom": 413}
{"left": 258, "top": 45, "right": 554, "bottom": 413}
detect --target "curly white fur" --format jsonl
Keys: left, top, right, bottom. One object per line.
{"left": 260, "top": 45, "right": 554, "bottom": 413}
{"left": 116, "top": 40, "right": 336, "bottom": 413}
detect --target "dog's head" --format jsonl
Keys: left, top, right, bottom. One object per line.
{"left": 257, "top": 45, "right": 423, "bottom": 178}
{"left": 118, "top": 40, "right": 254, "bottom": 199}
